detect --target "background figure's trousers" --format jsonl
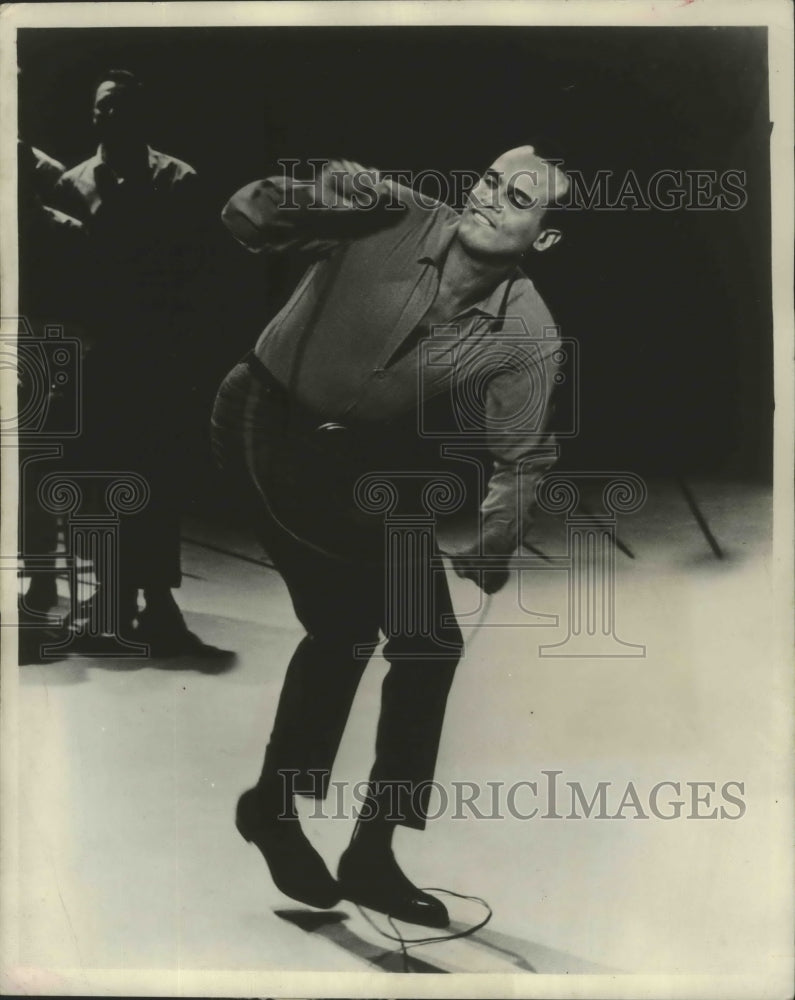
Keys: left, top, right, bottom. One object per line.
{"left": 211, "top": 361, "right": 464, "bottom": 830}
{"left": 77, "top": 350, "right": 184, "bottom": 593}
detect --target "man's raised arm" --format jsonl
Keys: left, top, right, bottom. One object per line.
{"left": 221, "top": 158, "right": 406, "bottom": 255}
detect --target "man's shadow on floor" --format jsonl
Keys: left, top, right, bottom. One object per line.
{"left": 274, "top": 908, "right": 449, "bottom": 973}
{"left": 275, "top": 906, "right": 615, "bottom": 973}
{"left": 274, "top": 906, "right": 581, "bottom": 974}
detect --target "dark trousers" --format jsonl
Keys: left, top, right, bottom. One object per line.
{"left": 212, "top": 361, "right": 463, "bottom": 830}
{"left": 76, "top": 348, "right": 183, "bottom": 592}
{"left": 19, "top": 449, "right": 59, "bottom": 565}
{"left": 17, "top": 379, "right": 73, "bottom": 572}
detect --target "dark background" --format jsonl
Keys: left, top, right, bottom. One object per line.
{"left": 17, "top": 26, "right": 773, "bottom": 516}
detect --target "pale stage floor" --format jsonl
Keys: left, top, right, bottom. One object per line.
{"left": 9, "top": 477, "right": 790, "bottom": 981}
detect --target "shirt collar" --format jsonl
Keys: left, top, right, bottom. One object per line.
{"left": 417, "top": 213, "right": 519, "bottom": 320}
{"left": 95, "top": 144, "right": 155, "bottom": 180}
{"left": 417, "top": 212, "right": 459, "bottom": 269}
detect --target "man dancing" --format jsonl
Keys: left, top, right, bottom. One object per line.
{"left": 212, "top": 147, "right": 569, "bottom": 927}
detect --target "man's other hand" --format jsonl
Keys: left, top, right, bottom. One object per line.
{"left": 449, "top": 547, "right": 511, "bottom": 595}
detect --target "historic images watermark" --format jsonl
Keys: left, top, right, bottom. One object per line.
{"left": 274, "top": 158, "right": 749, "bottom": 213}
{"left": 273, "top": 770, "right": 748, "bottom": 822}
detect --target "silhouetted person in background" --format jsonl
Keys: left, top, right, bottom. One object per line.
{"left": 55, "top": 69, "right": 220, "bottom": 656}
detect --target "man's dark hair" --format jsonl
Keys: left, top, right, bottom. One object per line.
{"left": 92, "top": 68, "right": 143, "bottom": 101}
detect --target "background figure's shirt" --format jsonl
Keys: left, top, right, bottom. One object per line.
{"left": 30, "top": 146, "right": 65, "bottom": 202}
{"left": 222, "top": 175, "right": 562, "bottom": 555}
{"left": 54, "top": 145, "right": 203, "bottom": 357}
{"left": 54, "top": 145, "right": 196, "bottom": 222}
{"left": 18, "top": 141, "right": 84, "bottom": 331}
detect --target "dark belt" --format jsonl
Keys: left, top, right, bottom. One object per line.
{"left": 242, "top": 350, "right": 372, "bottom": 451}
{"left": 240, "top": 350, "right": 423, "bottom": 464}
{"left": 242, "top": 349, "right": 285, "bottom": 395}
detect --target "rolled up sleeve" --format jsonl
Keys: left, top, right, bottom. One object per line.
{"left": 221, "top": 173, "right": 406, "bottom": 255}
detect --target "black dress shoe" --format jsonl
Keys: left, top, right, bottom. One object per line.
{"left": 337, "top": 845, "right": 450, "bottom": 928}
{"left": 23, "top": 575, "right": 59, "bottom": 613}
{"left": 136, "top": 614, "right": 234, "bottom": 660}
{"left": 236, "top": 788, "right": 341, "bottom": 909}
{"left": 62, "top": 587, "right": 139, "bottom": 638}
{"left": 17, "top": 623, "right": 68, "bottom": 665}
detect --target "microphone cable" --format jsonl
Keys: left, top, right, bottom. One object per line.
{"left": 355, "top": 888, "right": 493, "bottom": 973}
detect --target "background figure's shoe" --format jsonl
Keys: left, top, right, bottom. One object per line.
{"left": 17, "top": 608, "right": 68, "bottom": 665}
{"left": 337, "top": 844, "right": 450, "bottom": 928}
{"left": 236, "top": 788, "right": 341, "bottom": 909}
{"left": 23, "top": 573, "right": 59, "bottom": 614}
{"left": 62, "top": 585, "right": 139, "bottom": 636}
{"left": 136, "top": 610, "right": 233, "bottom": 659}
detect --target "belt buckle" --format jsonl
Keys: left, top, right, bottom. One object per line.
{"left": 315, "top": 421, "right": 348, "bottom": 435}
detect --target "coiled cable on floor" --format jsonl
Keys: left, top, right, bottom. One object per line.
{"left": 355, "top": 888, "right": 493, "bottom": 973}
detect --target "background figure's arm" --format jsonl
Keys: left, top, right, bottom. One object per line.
{"left": 51, "top": 175, "right": 89, "bottom": 225}
{"left": 221, "top": 158, "right": 406, "bottom": 254}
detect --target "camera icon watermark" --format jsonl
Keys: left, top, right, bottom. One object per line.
{"left": 417, "top": 316, "right": 578, "bottom": 443}
{"left": 1, "top": 318, "right": 83, "bottom": 440}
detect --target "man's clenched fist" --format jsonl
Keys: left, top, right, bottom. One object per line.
{"left": 449, "top": 546, "right": 511, "bottom": 595}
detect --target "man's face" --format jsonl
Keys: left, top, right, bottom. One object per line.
{"left": 92, "top": 80, "right": 144, "bottom": 144}
{"left": 457, "top": 147, "right": 567, "bottom": 260}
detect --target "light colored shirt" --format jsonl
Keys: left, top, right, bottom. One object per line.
{"left": 54, "top": 145, "right": 196, "bottom": 221}
{"left": 222, "top": 175, "right": 562, "bottom": 554}
{"left": 53, "top": 145, "right": 202, "bottom": 346}
{"left": 31, "top": 146, "right": 65, "bottom": 201}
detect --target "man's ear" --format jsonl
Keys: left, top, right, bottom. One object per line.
{"left": 532, "top": 228, "right": 562, "bottom": 253}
